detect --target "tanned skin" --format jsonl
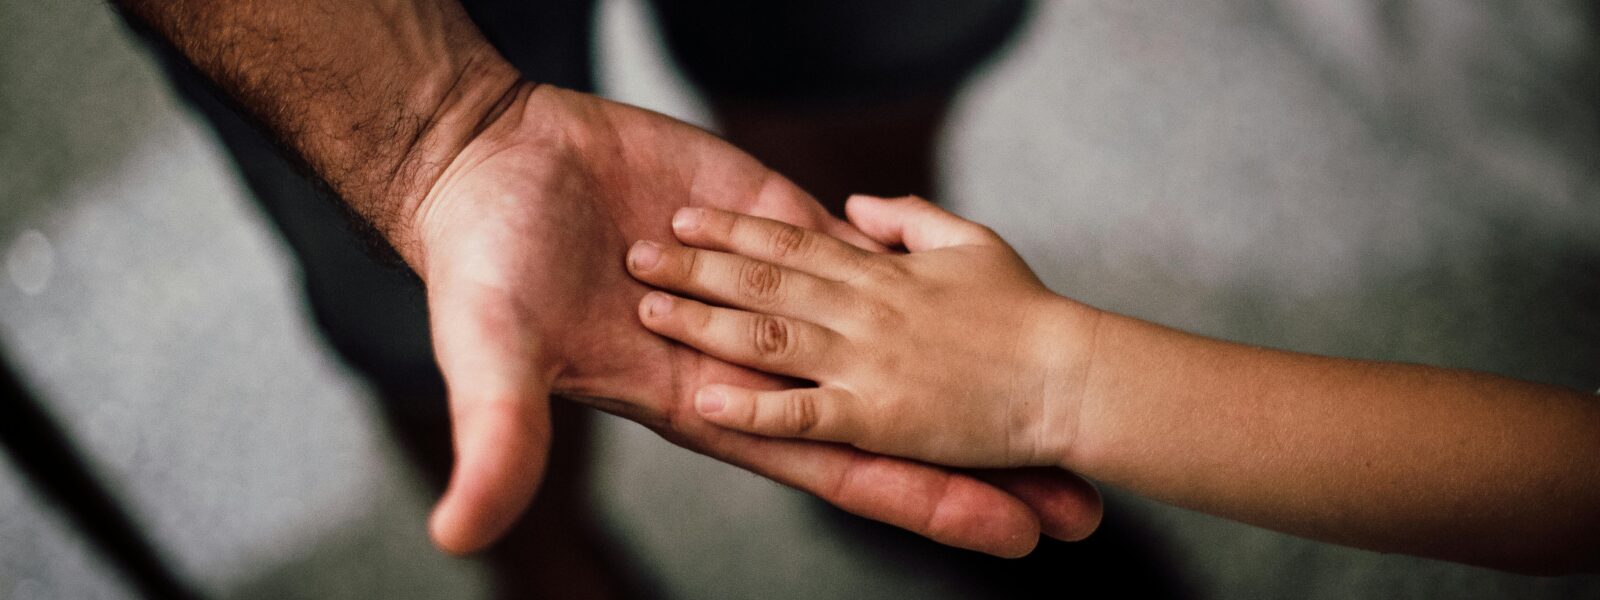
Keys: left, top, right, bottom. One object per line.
{"left": 112, "top": 1, "right": 1104, "bottom": 558}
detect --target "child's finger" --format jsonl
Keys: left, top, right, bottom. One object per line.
{"left": 843, "top": 195, "right": 1003, "bottom": 252}
{"left": 672, "top": 207, "right": 874, "bottom": 281}
{"left": 628, "top": 240, "right": 849, "bottom": 322}
{"left": 637, "top": 291, "right": 842, "bottom": 379}
{"left": 694, "top": 384, "right": 864, "bottom": 444}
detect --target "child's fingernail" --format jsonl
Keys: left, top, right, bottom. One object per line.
{"left": 696, "top": 388, "right": 726, "bottom": 414}
{"left": 644, "top": 292, "right": 672, "bottom": 318}
{"left": 629, "top": 240, "right": 662, "bottom": 271}
{"left": 673, "top": 208, "right": 704, "bottom": 233}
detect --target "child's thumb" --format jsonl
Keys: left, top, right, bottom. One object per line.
{"left": 843, "top": 194, "right": 1001, "bottom": 252}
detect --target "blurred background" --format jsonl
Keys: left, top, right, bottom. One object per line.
{"left": 3, "top": 0, "right": 1599, "bottom": 598}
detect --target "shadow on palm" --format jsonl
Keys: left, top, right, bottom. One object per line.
{"left": 416, "top": 85, "right": 1102, "bottom": 557}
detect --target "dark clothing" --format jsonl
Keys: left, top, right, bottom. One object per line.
{"left": 144, "top": 0, "right": 1029, "bottom": 398}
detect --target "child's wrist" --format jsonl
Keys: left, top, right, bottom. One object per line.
{"left": 1026, "top": 295, "right": 1104, "bottom": 469}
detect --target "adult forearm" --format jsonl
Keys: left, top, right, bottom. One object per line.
{"left": 1062, "top": 311, "right": 1600, "bottom": 573}
{"left": 114, "top": 0, "right": 521, "bottom": 261}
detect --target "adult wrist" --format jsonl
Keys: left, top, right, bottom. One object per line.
{"left": 112, "top": 0, "right": 526, "bottom": 268}
{"left": 379, "top": 53, "right": 525, "bottom": 266}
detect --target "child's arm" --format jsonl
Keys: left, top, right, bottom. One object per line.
{"left": 625, "top": 195, "right": 1600, "bottom": 574}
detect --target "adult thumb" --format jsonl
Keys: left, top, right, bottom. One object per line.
{"left": 424, "top": 282, "right": 557, "bottom": 555}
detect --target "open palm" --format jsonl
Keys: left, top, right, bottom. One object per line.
{"left": 412, "top": 85, "right": 1101, "bottom": 556}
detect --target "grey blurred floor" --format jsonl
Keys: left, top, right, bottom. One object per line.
{"left": 3, "top": 1, "right": 1599, "bottom": 598}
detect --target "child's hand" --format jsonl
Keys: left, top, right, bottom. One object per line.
{"left": 626, "top": 195, "right": 1102, "bottom": 468}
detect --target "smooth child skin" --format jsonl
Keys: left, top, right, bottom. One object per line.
{"left": 629, "top": 195, "right": 1600, "bottom": 574}
{"left": 628, "top": 195, "right": 1098, "bottom": 468}
{"left": 117, "top": 0, "right": 1105, "bottom": 559}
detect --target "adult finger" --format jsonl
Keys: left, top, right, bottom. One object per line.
{"left": 659, "top": 406, "right": 1044, "bottom": 558}
{"left": 978, "top": 468, "right": 1104, "bottom": 542}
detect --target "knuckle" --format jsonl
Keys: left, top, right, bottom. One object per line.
{"left": 836, "top": 250, "right": 870, "bottom": 277}
{"left": 853, "top": 257, "right": 906, "bottom": 286}
{"left": 767, "top": 224, "right": 810, "bottom": 259}
{"left": 882, "top": 258, "right": 913, "bottom": 278}
{"left": 783, "top": 392, "right": 820, "bottom": 434}
{"left": 696, "top": 303, "right": 717, "bottom": 331}
{"left": 750, "top": 315, "right": 794, "bottom": 358}
{"left": 679, "top": 248, "right": 703, "bottom": 282}
{"left": 737, "top": 261, "right": 784, "bottom": 303}
{"left": 853, "top": 300, "right": 908, "bottom": 338}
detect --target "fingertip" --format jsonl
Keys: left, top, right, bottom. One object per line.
{"left": 995, "top": 509, "right": 1043, "bottom": 559}
{"left": 844, "top": 196, "right": 899, "bottom": 249}
{"left": 1045, "top": 486, "right": 1104, "bottom": 542}
{"left": 627, "top": 240, "right": 663, "bottom": 273}
{"left": 996, "top": 531, "right": 1042, "bottom": 559}
{"left": 1052, "top": 513, "right": 1102, "bottom": 542}
{"left": 694, "top": 385, "right": 728, "bottom": 415}
{"left": 428, "top": 472, "right": 519, "bottom": 557}
{"left": 925, "top": 474, "right": 1043, "bottom": 558}
{"left": 1034, "top": 479, "right": 1102, "bottom": 542}
{"left": 671, "top": 207, "right": 706, "bottom": 236}
{"left": 695, "top": 385, "right": 756, "bottom": 431}
{"left": 637, "top": 291, "right": 674, "bottom": 323}
{"left": 983, "top": 468, "right": 1104, "bottom": 543}
{"left": 427, "top": 395, "right": 551, "bottom": 557}
{"left": 427, "top": 497, "right": 484, "bottom": 556}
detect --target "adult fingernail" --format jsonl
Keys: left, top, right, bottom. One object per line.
{"left": 629, "top": 240, "right": 662, "bottom": 270}
{"left": 673, "top": 208, "right": 704, "bottom": 233}
{"left": 696, "top": 388, "right": 726, "bottom": 414}
{"left": 644, "top": 292, "right": 672, "bottom": 318}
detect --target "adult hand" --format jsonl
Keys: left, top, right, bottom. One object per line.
{"left": 110, "top": 0, "right": 1098, "bottom": 561}
{"left": 411, "top": 83, "right": 1103, "bottom": 556}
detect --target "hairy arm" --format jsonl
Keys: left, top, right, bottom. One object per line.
{"left": 108, "top": 4, "right": 1108, "bottom": 556}
{"left": 115, "top": 0, "right": 519, "bottom": 263}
